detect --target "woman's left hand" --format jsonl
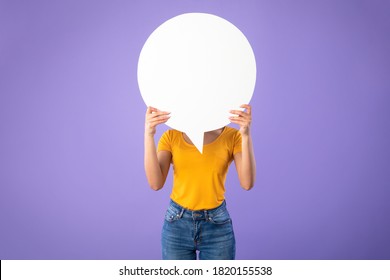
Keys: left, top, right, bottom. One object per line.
{"left": 229, "top": 104, "right": 252, "bottom": 136}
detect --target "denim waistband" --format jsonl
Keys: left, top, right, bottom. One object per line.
{"left": 168, "top": 199, "right": 228, "bottom": 221}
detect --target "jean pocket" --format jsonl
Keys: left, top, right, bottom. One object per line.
{"left": 208, "top": 210, "right": 231, "bottom": 225}
{"left": 164, "top": 206, "right": 181, "bottom": 222}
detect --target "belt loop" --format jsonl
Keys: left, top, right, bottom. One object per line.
{"left": 179, "top": 207, "right": 184, "bottom": 218}
{"left": 204, "top": 210, "right": 209, "bottom": 221}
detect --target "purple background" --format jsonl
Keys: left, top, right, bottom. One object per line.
{"left": 1, "top": 0, "right": 389, "bottom": 260}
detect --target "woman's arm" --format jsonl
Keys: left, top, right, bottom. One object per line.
{"left": 144, "top": 106, "right": 172, "bottom": 190}
{"left": 229, "top": 104, "right": 256, "bottom": 190}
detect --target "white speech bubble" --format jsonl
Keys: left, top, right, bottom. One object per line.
{"left": 138, "top": 13, "right": 256, "bottom": 153}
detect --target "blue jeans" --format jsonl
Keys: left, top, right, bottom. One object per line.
{"left": 161, "top": 199, "right": 236, "bottom": 260}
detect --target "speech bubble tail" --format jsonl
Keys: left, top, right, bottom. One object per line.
{"left": 186, "top": 130, "right": 204, "bottom": 154}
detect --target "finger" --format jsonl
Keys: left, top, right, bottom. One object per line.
{"left": 229, "top": 110, "right": 245, "bottom": 116}
{"left": 240, "top": 104, "right": 251, "bottom": 110}
{"left": 148, "top": 111, "right": 171, "bottom": 119}
{"left": 229, "top": 110, "right": 249, "bottom": 118}
{"left": 229, "top": 117, "right": 249, "bottom": 125}
{"left": 146, "top": 106, "right": 155, "bottom": 114}
{"left": 240, "top": 104, "right": 251, "bottom": 115}
{"left": 147, "top": 114, "right": 170, "bottom": 123}
{"left": 148, "top": 118, "right": 170, "bottom": 127}
{"left": 229, "top": 115, "right": 250, "bottom": 122}
{"left": 152, "top": 110, "right": 170, "bottom": 115}
{"left": 147, "top": 106, "right": 170, "bottom": 114}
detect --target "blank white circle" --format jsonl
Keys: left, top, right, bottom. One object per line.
{"left": 138, "top": 13, "right": 256, "bottom": 151}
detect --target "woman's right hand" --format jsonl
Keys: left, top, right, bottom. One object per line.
{"left": 145, "top": 106, "right": 170, "bottom": 136}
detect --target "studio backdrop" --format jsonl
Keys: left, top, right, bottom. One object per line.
{"left": 1, "top": 0, "right": 389, "bottom": 259}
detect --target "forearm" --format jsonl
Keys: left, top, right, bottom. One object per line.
{"left": 144, "top": 133, "right": 164, "bottom": 190}
{"left": 240, "top": 133, "right": 256, "bottom": 190}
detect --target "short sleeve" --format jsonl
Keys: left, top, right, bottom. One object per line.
{"left": 157, "top": 130, "right": 172, "bottom": 152}
{"left": 233, "top": 130, "right": 242, "bottom": 155}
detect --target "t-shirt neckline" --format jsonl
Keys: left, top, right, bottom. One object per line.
{"left": 181, "top": 126, "right": 227, "bottom": 148}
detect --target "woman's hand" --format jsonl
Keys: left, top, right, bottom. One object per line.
{"left": 229, "top": 104, "right": 252, "bottom": 136}
{"left": 230, "top": 104, "right": 256, "bottom": 190}
{"left": 145, "top": 106, "right": 170, "bottom": 136}
{"left": 144, "top": 106, "right": 172, "bottom": 191}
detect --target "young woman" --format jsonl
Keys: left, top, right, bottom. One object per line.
{"left": 144, "top": 104, "right": 256, "bottom": 260}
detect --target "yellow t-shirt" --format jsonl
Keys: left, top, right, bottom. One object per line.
{"left": 157, "top": 126, "right": 242, "bottom": 210}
